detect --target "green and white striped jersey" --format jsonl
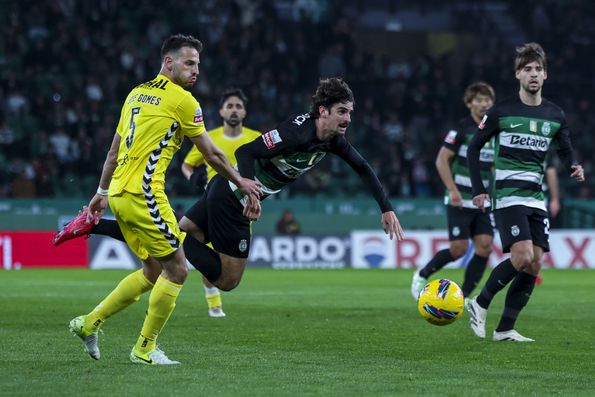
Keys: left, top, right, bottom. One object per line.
{"left": 467, "top": 95, "right": 575, "bottom": 211}
{"left": 442, "top": 116, "right": 494, "bottom": 209}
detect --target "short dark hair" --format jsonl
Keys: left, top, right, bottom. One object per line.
{"left": 463, "top": 82, "right": 495, "bottom": 104}
{"left": 160, "top": 34, "right": 203, "bottom": 58}
{"left": 309, "top": 77, "right": 354, "bottom": 116}
{"left": 515, "top": 42, "right": 547, "bottom": 71}
{"left": 219, "top": 88, "right": 248, "bottom": 108}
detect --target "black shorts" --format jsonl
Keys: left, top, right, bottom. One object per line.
{"left": 494, "top": 205, "right": 550, "bottom": 253}
{"left": 446, "top": 206, "right": 494, "bottom": 241}
{"left": 184, "top": 175, "right": 251, "bottom": 258}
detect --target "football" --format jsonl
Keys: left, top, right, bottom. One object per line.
{"left": 417, "top": 279, "right": 465, "bottom": 326}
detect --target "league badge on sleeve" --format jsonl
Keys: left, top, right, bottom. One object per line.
{"left": 445, "top": 130, "right": 458, "bottom": 144}
{"left": 193, "top": 107, "right": 204, "bottom": 124}
{"left": 262, "top": 129, "right": 282, "bottom": 149}
{"left": 478, "top": 115, "right": 488, "bottom": 130}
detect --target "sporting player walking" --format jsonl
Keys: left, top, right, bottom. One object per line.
{"left": 411, "top": 82, "right": 496, "bottom": 302}
{"left": 467, "top": 43, "right": 585, "bottom": 342}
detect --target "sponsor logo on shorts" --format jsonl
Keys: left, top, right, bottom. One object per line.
{"left": 239, "top": 239, "right": 248, "bottom": 252}
{"left": 511, "top": 225, "right": 520, "bottom": 237}
{"left": 262, "top": 129, "right": 282, "bottom": 149}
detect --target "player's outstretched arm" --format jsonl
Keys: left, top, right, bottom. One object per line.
{"left": 381, "top": 211, "right": 404, "bottom": 240}
{"left": 87, "top": 132, "right": 120, "bottom": 223}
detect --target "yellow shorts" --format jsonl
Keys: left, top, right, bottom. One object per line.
{"left": 109, "top": 191, "right": 186, "bottom": 260}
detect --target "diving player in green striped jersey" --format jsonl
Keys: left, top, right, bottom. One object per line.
{"left": 467, "top": 43, "right": 585, "bottom": 342}
{"left": 411, "top": 82, "right": 496, "bottom": 301}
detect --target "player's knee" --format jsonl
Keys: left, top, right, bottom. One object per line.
{"left": 144, "top": 267, "right": 161, "bottom": 283}
{"left": 143, "top": 258, "right": 162, "bottom": 283}
{"left": 475, "top": 244, "right": 492, "bottom": 257}
{"left": 449, "top": 243, "right": 467, "bottom": 259}
{"left": 528, "top": 259, "right": 542, "bottom": 275}
{"left": 216, "top": 277, "right": 240, "bottom": 292}
{"left": 166, "top": 262, "right": 188, "bottom": 284}
{"left": 511, "top": 251, "right": 533, "bottom": 270}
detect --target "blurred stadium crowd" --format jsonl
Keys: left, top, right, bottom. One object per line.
{"left": 1, "top": 0, "right": 593, "bottom": 199}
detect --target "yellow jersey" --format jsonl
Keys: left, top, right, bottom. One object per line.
{"left": 109, "top": 74, "right": 206, "bottom": 195}
{"left": 183, "top": 126, "right": 260, "bottom": 182}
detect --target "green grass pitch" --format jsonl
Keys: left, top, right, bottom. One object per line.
{"left": 1, "top": 268, "right": 594, "bottom": 396}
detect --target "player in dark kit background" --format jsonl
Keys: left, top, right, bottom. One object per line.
{"left": 466, "top": 43, "right": 585, "bottom": 342}
{"left": 411, "top": 82, "right": 496, "bottom": 303}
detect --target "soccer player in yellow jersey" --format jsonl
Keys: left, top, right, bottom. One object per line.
{"left": 181, "top": 88, "right": 260, "bottom": 318}
{"left": 67, "top": 34, "right": 261, "bottom": 365}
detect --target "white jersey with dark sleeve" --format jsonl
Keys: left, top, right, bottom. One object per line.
{"left": 235, "top": 113, "right": 393, "bottom": 212}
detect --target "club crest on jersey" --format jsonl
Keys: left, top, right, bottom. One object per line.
{"left": 445, "top": 130, "right": 457, "bottom": 144}
{"left": 239, "top": 239, "right": 248, "bottom": 252}
{"left": 541, "top": 122, "right": 551, "bottom": 136}
{"left": 511, "top": 225, "right": 520, "bottom": 237}
{"left": 478, "top": 115, "right": 488, "bottom": 130}
{"left": 452, "top": 226, "right": 460, "bottom": 237}
{"left": 262, "top": 129, "right": 282, "bottom": 149}
{"left": 194, "top": 107, "right": 203, "bottom": 124}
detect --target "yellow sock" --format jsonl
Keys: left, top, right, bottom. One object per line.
{"left": 84, "top": 269, "right": 154, "bottom": 333}
{"left": 134, "top": 276, "right": 182, "bottom": 354}
{"left": 205, "top": 289, "right": 222, "bottom": 309}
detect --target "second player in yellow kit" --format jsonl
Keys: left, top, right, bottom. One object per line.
{"left": 183, "top": 125, "right": 261, "bottom": 183}
{"left": 181, "top": 88, "right": 260, "bottom": 318}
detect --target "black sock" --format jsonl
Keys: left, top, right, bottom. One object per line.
{"left": 461, "top": 254, "right": 488, "bottom": 297}
{"left": 495, "top": 272, "right": 537, "bottom": 332}
{"left": 419, "top": 249, "right": 454, "bottom": 279}
{"left": 476, "top": 259, "right": 519, "bottom": 309}
{"left": 91, "top": 219, "right": 125, "bottom": 242}
{"left": 183, "top": 237, "right": 222, "bottom": 283}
